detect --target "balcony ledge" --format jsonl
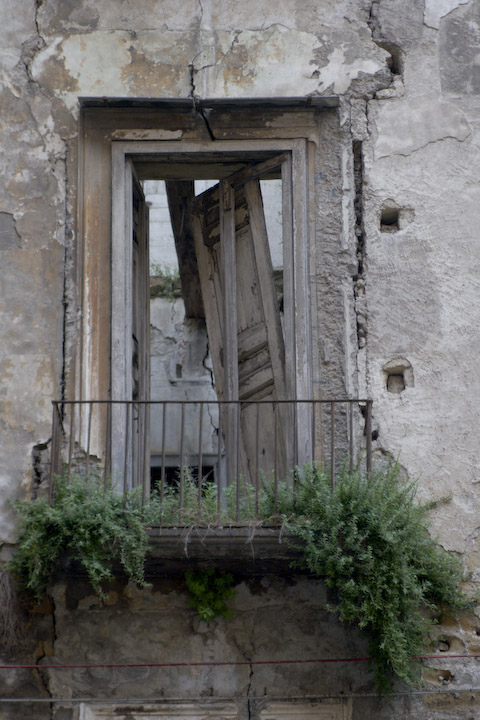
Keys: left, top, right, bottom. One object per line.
{"left": 145, "top": 526, "right": 303, "bottom": 576}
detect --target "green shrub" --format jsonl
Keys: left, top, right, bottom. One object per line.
{"left": 10, "top": 475, "right": 149, "bottom": 600}
{"left": 10, "top": 462, "right": 471, "bottom": 693}
{"left": 287, "top": 462, "right": 471, "bottom": 693}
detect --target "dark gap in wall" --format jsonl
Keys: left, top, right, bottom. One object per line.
{"left": 380, "top": 206, "right": 399, "bottom": 231}
{"left": 377, "top": 42, "right": 403, "bottom": 77}
{"left": 32, "top": 440, "right": 51, "bottom": 498}
{"left": 383, "top": 358, "right": 413, "bottom": 393}
{"left": 353, "top": 140, "right": 366, "bottom": 349}
{"left": 386, "top": 372, "right": 405, "bottom": 394}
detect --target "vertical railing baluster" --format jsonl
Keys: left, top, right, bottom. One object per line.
{"left": 274, "top": 402, "right": 278, "bottom": 517}
{"left": 318, "top": 401, "right": 325, "bottom": 469}
{"left": 85, "top": 401, "right": 93, "bottom": 488}
{"left": 349, "top": 401, "right": 354, "bottom": 475}
{"left": 255, "top": 402, "right": 260, "bottom": 519}
{"left": 236, "top": 402, "right": 240, "bottom": 522}
{"left": 217, "top": 401, "right": 222, "bottom": 522}
{"left": 311, "top": 400, "right": 316, "bottom": 465}
{"left": 123, "top": 402, "right": 130, "bottom": 505}
{"left": 49, "top": 402, "right": 59, "bottom": 505}
{"left": 293, "top": 399, "right": 298, "bottom": 468}
{"left": 104, "top": 401, "right": 112, "bottom": 491}
{"left": 330, "top": 401, "right": 335, "bottom": 489}
{"left": 292, "top": 400, "right": 297, "bottom": 508}
{"left": 67, "top": 401, "right": 75, "bottom": 485}
{"left": 142, "top": 402, "right": 148, "bottom": 510}
{"left": 132, "top": 401, "right": 138, "bottom": 489}
{"left": 161, "top": 402, "right": 167, "bottom": 503}
{"left": 366, "top": 400, "right": 373, "bottom": 475}
{"left": 198, "top": 402, "right": 204, "bottom": 518}
{"left": 179, "top": 402, "right": 185, "bottom": 523}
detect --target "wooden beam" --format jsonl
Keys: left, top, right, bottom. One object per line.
{"left": 165, "top": 180, "right": 205, "bottom": 319}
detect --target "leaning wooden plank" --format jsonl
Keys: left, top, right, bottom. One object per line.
{"left": 165, "top": 180, "right": 205, "bottom": 319}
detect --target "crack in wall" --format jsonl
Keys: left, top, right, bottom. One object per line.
{"left": 20, "top": 0, "right": 46, "bottom": 85}
{"left": 189, "top": 62, "right": 216, "bottom": 141}
{"left": 352, "top": 140, "right": 367, "bottom": 352}
{"left": 60, "top": 142, "right": 73, "bottom": 410}
{"left": 367, "top": 0, "right": 403, "bottom": 82}
{"left": 197, "top": 0, "right": 204, "bottom": 27}
{"left": 246, "top": 663, "right": 254, "bottom": 720}
{"left": 35, "top": 0, "right": 44, "bottom": 38}
{"left": 34, "top": 592, "right": 56, "bottom": 720}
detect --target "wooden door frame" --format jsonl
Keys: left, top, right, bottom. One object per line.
{"left": 111, "top": 138, "right": 313, "bottom": 476}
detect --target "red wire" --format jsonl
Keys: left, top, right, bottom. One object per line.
{"left": 1, "top": 654, "right": 479, "bottom": 670}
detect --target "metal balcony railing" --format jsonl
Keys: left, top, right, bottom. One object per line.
{"left": 49, "top": 399, "right": 372, "bottom": 522}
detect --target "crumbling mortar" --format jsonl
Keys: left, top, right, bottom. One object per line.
{"left": 352, "top": 139, "right": 367, "bottom": 353}
{"left": 32, "top": 440, "right": 52, "bottom": 498}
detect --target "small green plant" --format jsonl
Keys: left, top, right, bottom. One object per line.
{"left": 287, "top": 462, "right": 472, "bottom": 693}
{"left": 10, "top": 474, "right": 150, "bottom": 600}
{"left": 185, "top": 568, "right": 235, "bottom": 621}
{"left": 150, "top": 263, "right": 181, "bottom": 301}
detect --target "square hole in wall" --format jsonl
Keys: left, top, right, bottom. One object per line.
{"left": 380, "top": 206, "right": 399, "bottom": 232}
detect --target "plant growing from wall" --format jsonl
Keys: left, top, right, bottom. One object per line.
{"left": 150, "top": 263, "right": 181, "bottom": 301}
{"left": 287, "top": 462, "right": 472, "bottom": 693}
{"left": 10, "top": 475, "right": 150, "bottom": 600}
{"left": 185, "top": 568, "right": 235, "bottom": 621}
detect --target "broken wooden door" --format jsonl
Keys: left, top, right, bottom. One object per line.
{"left": 191, "top": 172, "right": 287, "bottom": 485}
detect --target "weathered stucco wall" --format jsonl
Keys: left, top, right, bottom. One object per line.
{"left": 1, "top": 0, "right": 480, "bottom": 717}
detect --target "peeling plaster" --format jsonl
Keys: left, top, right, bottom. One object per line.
{"left": 31, "top": 31, "right": 193, "bottom": 109}
{"left": 424, "top": 0, "right": 470, "bottom": 30}
{"left": 315, "top": 44, "right": 385, "bottom": 94}
{"left": 195, "top": 26, "right": 323, "bottom": 97}
{"left": 0, "top": 212, "right": 21, "bottom": 249}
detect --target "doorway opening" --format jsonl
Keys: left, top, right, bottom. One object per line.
{"left": 110, "top": 140, "right": 312, "bottom": 493}
{"left": 141, "top": 162, "right": 286, "bottom": 492}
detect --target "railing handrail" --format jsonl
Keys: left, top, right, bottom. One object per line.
{"left": 53, "top": 398, "right": 372, "bottom": 405}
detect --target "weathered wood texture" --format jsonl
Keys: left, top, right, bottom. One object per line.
{"left": 165, "top": 180, "right": 205, "bottom": 319}
{"left": 192, "top": 175, "right": 287, "bottom": 482}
